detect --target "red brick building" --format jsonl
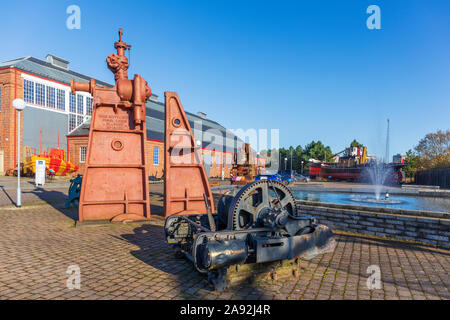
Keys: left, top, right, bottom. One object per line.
{"left": 0, "top": 55, "right": 265, "bottom": 177}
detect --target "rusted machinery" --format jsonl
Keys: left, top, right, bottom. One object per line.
{"left": 69, "top": 29, "right": 335, "bottom": 291}
{"left": 71, "top": 29, "right": 151, "bottom": 222}
{"left": 164, "top": 93, "right": 336, "bottom": 291}
{"left": 230, "top": 143, "right": 258, "bottom": 185}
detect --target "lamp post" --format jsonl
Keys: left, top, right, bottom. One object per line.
{"left": 284, "top": 157, "right": 287, "bottom": 170}
{"left": 256, "top": 152, "right": 260, "bottom": 174}
{"left": 13, "top": 99, "right": 25, "bottom": 207}
{"left": 301, "top": 160, "right": 304, "bottom": 175}
{"left": 290, "top": 149, "right": 293, "bottom": 171}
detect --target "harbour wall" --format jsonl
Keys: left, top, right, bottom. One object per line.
{"left": 297, "top": 201, "right": 450, "bottom": 248}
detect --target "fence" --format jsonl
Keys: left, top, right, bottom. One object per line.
{"left": 415, "top": 168, "right": 450, "bottom": 189}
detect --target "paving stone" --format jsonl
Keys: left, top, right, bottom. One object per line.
{"left": 1, "top": 203, "right": 449, "bottom": 300}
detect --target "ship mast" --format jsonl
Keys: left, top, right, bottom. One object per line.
{"left": 385, "top": 118, "right": 390, "bottom": 164}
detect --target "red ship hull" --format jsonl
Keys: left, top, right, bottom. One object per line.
{"left": 319, "top": 164, "right": 403, "bottom": 184}
{"left": 309, "top": 162, "right": 322, "bottom": 178}
{"left": 320, "top": 166, "right": 364, "bottom": 181}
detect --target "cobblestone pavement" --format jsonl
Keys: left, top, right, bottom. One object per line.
{"left": 0, "top": 202, "right": 448, "bottom": 300}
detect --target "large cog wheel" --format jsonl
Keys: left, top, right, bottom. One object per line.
{"left": 227, "top": 180, "right": 297, "bottom": 230}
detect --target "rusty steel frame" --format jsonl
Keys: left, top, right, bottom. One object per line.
{"left": 164, "top": 92, "right": 214, "bottom": 218}
{"left": 71, "top": 29, "right": 152, "bottom": 222}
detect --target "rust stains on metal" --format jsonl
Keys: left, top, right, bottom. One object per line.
{"left": 164, "top": 92, "right": 214, "bottom": 218}
{"left": 71, "top": 29, "right": 152, "bottom": 222}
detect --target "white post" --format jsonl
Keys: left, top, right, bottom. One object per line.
{"left": 17, "top": 111, "right": 21, "bottom": 207}
{"left": 290, "top": 149, "right": 293, "bottom": 171}
{"left": 13, "top": 99, "right": 25, "bottom": 208}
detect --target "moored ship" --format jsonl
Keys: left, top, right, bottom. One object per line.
{"left": 309, "top": 145, "right": 403, "bottom": 183}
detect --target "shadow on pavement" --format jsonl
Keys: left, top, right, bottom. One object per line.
{"left": 116, "top": 223, "right": 218, "bottom": 298}
{"left": 24, "top": 187, "right": 78, "bottom": 221}
{"left": 0, "top": 186, "right": 16, "bottom": 206}
{"left": 117, "top": 223, "right": 291, "bottom": 299}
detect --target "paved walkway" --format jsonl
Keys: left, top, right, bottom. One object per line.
{"left": 0, "top": 201, "right": 448, "bottom": 300}
{"left": 0, "top": 177, "right": 164, "bottom": 208}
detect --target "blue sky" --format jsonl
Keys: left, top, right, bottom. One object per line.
{"left": 1, "top": 0, "right": 449, "bottom": 158}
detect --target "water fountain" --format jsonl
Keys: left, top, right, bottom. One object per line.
{"left": 350, "top": 161, "right": 402, "bottom": 205}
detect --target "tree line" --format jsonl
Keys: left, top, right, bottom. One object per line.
{"left": 403, "top": 129, "right": 450, "bottom": 179}
{"left": 260, "top": 140, "right": 334, "bottom": 174}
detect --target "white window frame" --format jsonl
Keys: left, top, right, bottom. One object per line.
{"left": 80, "top": 146, "right": 87, "bottom": 163}
{"left": 21, "top": 74, "right": 68, "bottom": 115}
{"left": 153, "top": 147, "right": 159, "bottom": 165}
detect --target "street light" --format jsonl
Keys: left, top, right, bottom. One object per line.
{"left": 301, "top": 160, "right": 304, "bottom": 175}
{"left": 13, "top": 99, "right": 25, "bottom": 207}
{"left": 284, "top": 157, "right": 287, "bottom": 170}
{"left": 256, "top": 152, "right": 260, "bottom": 174}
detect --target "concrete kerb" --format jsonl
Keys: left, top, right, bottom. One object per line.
{"left": 296, "top": 200, "right": 450, "bottom": 248}
{"left": 296, "top": 200, "right": 449, "bottom": 219}
{"left": 290, "top": 185, "right": 450, "bottom": 198}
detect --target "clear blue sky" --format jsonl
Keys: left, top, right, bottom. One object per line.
{"left": 2, "top": 0, "right": 449, "bottom": 158}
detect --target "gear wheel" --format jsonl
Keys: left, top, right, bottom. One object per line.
{"left": 227, "top": 180, "right": 297, "bottom": 230}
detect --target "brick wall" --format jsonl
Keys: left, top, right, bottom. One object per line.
{"left": 67, "top": 136, "right": 236, "bottom": 179}
{"left": 67, "top": 136, "right": 88, "bottom": 173}
{"left": 208, "top": 150, "right": 233, "bottom": 178}
{"left": 297, "top": 202, "right": 450, "bottom": 248}
{"left": 146, "top": 140, "right": 164, "bottom": 178}
{"left": 0, "top": 68, "right": 24, "bottom": 173}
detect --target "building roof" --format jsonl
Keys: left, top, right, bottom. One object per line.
{"left": 0, "top": 56, "right": 111, "bottom": 87}
{"left": 69, "top": 99, "right": 244, "bottom": 153}
{"left": 1, "top": 55, "right": 245, "bottom": 154}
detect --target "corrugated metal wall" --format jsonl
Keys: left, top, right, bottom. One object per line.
{"left": 23, "top": 107, "right": 68, "bottom": 153}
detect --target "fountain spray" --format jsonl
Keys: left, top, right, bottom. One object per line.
{"left": 385, "top": 118, "right": 390, "bottom": 164}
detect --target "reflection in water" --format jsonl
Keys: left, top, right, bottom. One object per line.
{"left": 292, "top": 191, "right": 450, "bottom": 213}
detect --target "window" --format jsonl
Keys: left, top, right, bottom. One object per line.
{"left": 76, "top": 94, "right": 84, "bottom": 114}
{"left": 228, "top": 157, "right": 231, "bottom": 169}
{"left": 217, "top": 155, "right": 220, "bottom": 167}
{"left": 69, "top": 114, "right": 76, "bottom": 132}
{"left": 46, "top": 86, "right": 55, "bottom": 108}
{"left": 69, "top": 93, "right": 76, "bottom": 113}
{"left": 77, "top": 115, "right": 84, "bottom": 126}
{"left": 24, "top": 80, "right": 34, "bottom": 104}
{"left": 56, "top": 89, "right": 65, "bottom": 111}
{"left": 86, "top": 97, "right": 93, "bottom": 115}
{"left": 223, "top": 156, "right": 225, "bottom": 168}
{"left": 35, "top": 83, "right": 45, "bottom": 106}
{"left": 80, "top": 146, "right": 87, "bottom": 163}
{"left": 153, "top": 147, "right": 159, "bottom": 165}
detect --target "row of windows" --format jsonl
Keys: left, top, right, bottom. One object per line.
{"left": 78, "top": 145, "right": 236, "bottom": 170}
{"left": 214, "top": 155, "right": 231, "bottom": 168}
{"left": 78, "top": 145, "right": 232, "bottom": 169}
{"left": 24, "top": 79, "right": 92, "bottom": 115}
